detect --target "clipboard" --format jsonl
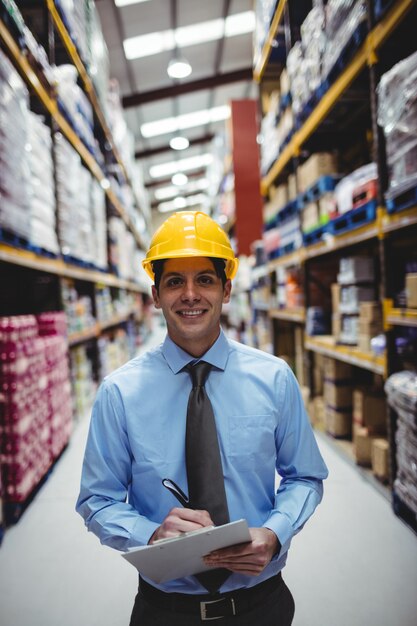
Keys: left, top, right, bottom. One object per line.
{"left": 121, "top": 519, "right": 251, "bottom": 583}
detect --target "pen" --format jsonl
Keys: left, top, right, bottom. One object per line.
{"left": 162, "top": 478, "right": 190, "bottom": 508}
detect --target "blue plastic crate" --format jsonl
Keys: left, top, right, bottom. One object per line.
{"left": 326, "top": 199, "right": 377, "bottom": 236}
{"left": 386, "top": 185, "right": 417, "bottom": 214}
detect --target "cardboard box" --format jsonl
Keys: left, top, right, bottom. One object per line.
{"left": 339, "top": 286, "right": 376, "bottom": 314}
{"left": 325, "top": 405, "right": 351, "bottom": 437}
{"left": 353, "top": 424, "right": 375, "bottom": 466}
{"left": 323, "top": 357, "right": 352, "bottom": 381}
{"left": 288, "top": 174, "right": 297, "bottom": 200}
{"left": 358, "top": 319, "right": 383, "bottom": 335}
{"left": 299, "top": 153, "right": 338, "bottom": 192}
{"left": 332, "top": 313, "right": 342, "bottom": 339}
{"left": 353, "top": 390, "right": 387, "bottom": 434}
{"left": 371, "top": 438, "right": 389, "bottom": 480}
{"left": 331, "top": 283, "right": 341, "bottom": 313}
{"left": 359, "top": 301, "right": 382, "bottom": 322}
{"left": 301, "top": 201, "right": 320, "bottom": 232}
{"left": 269, "top": 183, "right": 288, "bottom": 210}
{"left": 324, "top": 381, "right": 352, "bottom": 408}
{"left": 311, "top": 395, "right": 326, "bottom": 430}
{"left": 338, "top": 256, "right": 375, "bottom": 284}
{"left": 358, "top": 334, "right": 371, "bottom": 353}
{"left": 280, "top": 68, "right": 290, "bottom": 96}
{"left": 405, "top": 273, "right": 417, "bottom": 308}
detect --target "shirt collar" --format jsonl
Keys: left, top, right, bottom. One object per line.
{"left": 162, "top": 328, "right": 230, "bottom": 374}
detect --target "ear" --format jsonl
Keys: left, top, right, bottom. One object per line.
{"left": 222, "top": 279, "right": 232, "bottom": 304}
{"left": 151, "top": 285, "right": 161, "bottom": 309}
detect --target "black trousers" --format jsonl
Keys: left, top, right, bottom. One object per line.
{"left": 129, "top": 577, "right": 295, "bottom": 626}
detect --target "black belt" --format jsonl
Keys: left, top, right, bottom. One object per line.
{"left": 139, "top": 572, "right": 282, "bottom": 621}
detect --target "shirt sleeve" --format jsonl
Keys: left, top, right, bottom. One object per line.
{"left": 263, "top": 365, "right": 328, "bottom": 555}
{"left": 75, "top": 381, "right": 159, "bottom": 552}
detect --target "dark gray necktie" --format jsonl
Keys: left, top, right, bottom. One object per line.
{"left": 185, "top": 361, "right": 231, "bottom": 593}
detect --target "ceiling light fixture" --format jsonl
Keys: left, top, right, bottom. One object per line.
{"left": 172, "top": 173, "right": 188, "bottom": 186}
{"left": 167, "top": 58, "right": 192, "bottom": 79}
{"left": 115, "top": 0, "right": 150, "bottom": 7}
{"left": 169, "top": 136, "right": 190, "bottom": 151}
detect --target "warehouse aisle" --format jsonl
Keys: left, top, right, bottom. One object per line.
{"left": 1, "top": 329, "right": 417, "bottom": 626}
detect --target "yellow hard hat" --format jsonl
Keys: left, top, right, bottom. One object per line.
{"left": 142, "top": 211, "right": 239, "bottom": 281}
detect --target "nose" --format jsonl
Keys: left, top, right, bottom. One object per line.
{"left": 180, "top": 279, "right": 200, "bottom": 302}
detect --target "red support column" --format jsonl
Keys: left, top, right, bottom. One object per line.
{"left": 230, "top": 99, "right": 263, "bottom": 256}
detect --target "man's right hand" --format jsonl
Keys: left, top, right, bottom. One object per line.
{"left": 149, "top": 507, "right": 213, "bottom": 544}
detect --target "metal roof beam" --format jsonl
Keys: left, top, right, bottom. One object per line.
{"left": 122, "top": 67, "right": 253, "bottom": 108}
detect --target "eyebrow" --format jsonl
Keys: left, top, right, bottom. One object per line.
{"left": 162, "top": 269, "right": 217, "bottom": 278}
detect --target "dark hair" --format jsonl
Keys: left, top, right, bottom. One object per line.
{"left": 152, "top": 257, "right": 227, "bottom": 293}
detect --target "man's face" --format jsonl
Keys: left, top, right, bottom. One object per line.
{"left": 152, "top": 257, "right": 231, "bottom": 357}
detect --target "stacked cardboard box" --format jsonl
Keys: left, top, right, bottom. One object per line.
{"left": 405, "top": 273, "right": 417, "bottom": 308}
{"left": 371, "top": 438, "right": 390, "bottom": 482}
{"left": 352, "top": 389, "right": 387, "bottom": 465}
{"left": 323, "top": 357, "right": 353, "bottom": 437}
{"left": 337, "top": 256, "right": 376, "bottom": 345}
{"left": 298, "top": 153, "right": 339, "bottom": 193}
{"left": 357, "top": 302, "right": 383, "bottom": 353}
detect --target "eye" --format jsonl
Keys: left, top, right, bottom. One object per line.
{"left": 166, "top": 277, "right": 183, "bottom": 287}
{"left": 198, "top": 275, "right": 215, "bottom": 285}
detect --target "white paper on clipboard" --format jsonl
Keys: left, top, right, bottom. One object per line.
{"left": 121, "top": 519, "right": 251, "bottom": 584}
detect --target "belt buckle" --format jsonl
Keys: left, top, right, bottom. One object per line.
{"left": 200, "top": 597, "right": 236, "bottom": 621}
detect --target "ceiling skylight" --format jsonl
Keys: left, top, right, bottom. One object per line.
{"left": 141, "top": 105, "right": 230, "bottom": 138}
{"left": 158, "top": 193, "right": 208, "bottom": 213}
{"left": 149, "top": 154, "right": 213, "bottom": 179}
{"left": 123, "top": 11, "right": 255, "bottom": 60}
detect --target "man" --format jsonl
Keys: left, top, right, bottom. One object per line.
{"left": 76, "top": 210, "right": 328, "bottom": 625}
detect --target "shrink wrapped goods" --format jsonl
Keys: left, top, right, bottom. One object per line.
{"left": 385, "top": 372, "right": 417, "bottom": 517}
{"left": 0, "top": 314, "right": 73, "bottom": 503}
{"left": 377, "top": 51, "right": 417, "bottom": 195}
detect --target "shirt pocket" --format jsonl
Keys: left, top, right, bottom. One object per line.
{"left": 228, "top": 414, "right": 276, "bottom": 471}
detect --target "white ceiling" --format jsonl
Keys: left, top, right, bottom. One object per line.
{"left": 95, "top": 0, "right": 257, "bottom": 214}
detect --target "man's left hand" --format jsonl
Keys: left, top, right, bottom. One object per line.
{"left": 203, "top": 527, "right": 280, "bottom": 576}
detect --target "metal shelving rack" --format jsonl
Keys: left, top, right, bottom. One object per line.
{"left": 0, "top": 2, "right": 153, "bottom": 525}
{"left": 255, "top": 0, "right": 417, "bottom": 533}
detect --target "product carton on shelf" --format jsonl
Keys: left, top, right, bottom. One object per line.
{"left": 325, "top": 405, "right": 352, "bottom": 438}
{"left": 331, "top": 283, "right": 341, "bottom": 312}
{"left": 298, "top": 153, "right": 339, "bottom": 193}
{"left": 309, "top": 396, "right": 326, "bottom": 431}
{"left": 359, "top": 301, "right": 382, "bottom": 322}
{"left": 288, "top": 174, "right": 298, "bottom": 201}
{"left": 339, "top": 286, "right": 376, "bottom": 314}
{"left": 280, "top": 68, "right": 290, "bottom": 97}
{"left": 353, "top": 390, "right": 387, "bottom": 434}
{"left": 324, "top": 380, "right": 353, "bottom": 408}
{"left": 337, "top": 256, "right": 375, "bottom": 284}
{"left": 353, "top": 424, "right": 377, "bottom": 466}
{"left": 405, "top": 273, "right": 417, "bottom": 308}
{"left": 323, "top": 356, "right": 353, "bottom": 381}
{"left": 371, "top": 438, "right": 390, "bottom": 481}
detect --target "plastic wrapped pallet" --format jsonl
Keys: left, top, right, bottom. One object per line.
{"left": 27, "top": 112, "right": 59, "bottom": 254}
{"left": 51, "top": 64, "right": 95, "bottom": 152}
{"left": 55, "top": 133, "right": 96, "bottom": 265}
{"left": 385, "top": 371, "right": 417, "bottom": 517}
{"left": 377, "top": 51, "right": 417, "bottom": 195}
{"left": 0, "top": 49, "right": 32, "bottom": 240}
{"left": 0, "top": 313, "right": 72, "bottom": 506}
{"left": 322, "top": 0, "right": 368, "bottom": 81}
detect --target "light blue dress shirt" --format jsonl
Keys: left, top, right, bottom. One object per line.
{"left": 76, "top": 329, "right": 328, "bottom": 594}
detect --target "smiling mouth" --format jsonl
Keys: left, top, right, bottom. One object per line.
{"left": 177, "top": 309, "right": 206, "bottom": 317}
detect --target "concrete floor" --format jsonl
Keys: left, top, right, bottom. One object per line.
{"left": 1, "top": 328, "right": 417, "bottom": 626}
